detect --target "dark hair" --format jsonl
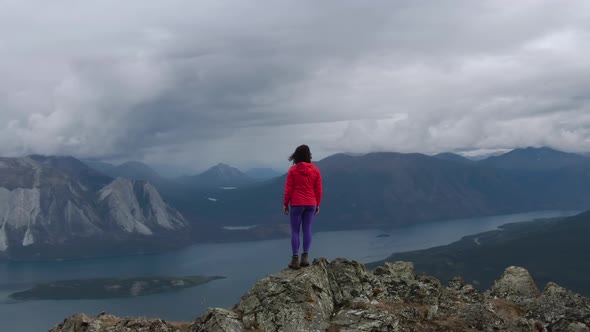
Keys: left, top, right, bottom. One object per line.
{"left": 288, "top": 144, "right": 312, "bottom": 164}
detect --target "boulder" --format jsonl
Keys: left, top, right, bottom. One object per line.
{"left": 236, "top": 258, "right": 333, "bottom": 332}
{"left": 190, "top": 308, "right": 244, "bottom": 332}
{"left": 486, "top": 266, "right": 541, "bottom": 304}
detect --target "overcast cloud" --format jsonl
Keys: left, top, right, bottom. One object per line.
{"left": 1, "top": 0, "right": 590, "bottom": 171}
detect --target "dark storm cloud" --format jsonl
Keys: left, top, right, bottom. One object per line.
{"left": 1, "top": 0, "right": 590, "bottom": 169}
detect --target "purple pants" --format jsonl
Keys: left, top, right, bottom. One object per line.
{"left": 290, "top": 205, "right": 316, "bottom": 255}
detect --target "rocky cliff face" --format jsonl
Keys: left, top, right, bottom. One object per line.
{"left": 0, "top": 156, "right": 188, "bottom": 259}
{"left": 98, "top": 178, "right": 186, "bottom": 235}
{"left": 50, "top": 258, "right": 590, "bottom": 332}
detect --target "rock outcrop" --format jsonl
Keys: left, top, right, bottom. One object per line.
{"left": 486, "top": 266, "right": 541, "bottom": 305}
{"left": 50, "top": 313, "right": 190, "bottom": 332}
{"left": 50, "top": 258, "right": 590, "bottom": 332}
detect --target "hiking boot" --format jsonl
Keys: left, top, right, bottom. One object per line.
{"left": 288, "top": 255, "right": 300, "bottom": 270}
{"left": 300, "top": 252, "right": 310, "bottom": 267}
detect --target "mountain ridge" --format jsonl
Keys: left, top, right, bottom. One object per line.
{"left": 479, "top": 146, "right": 589, "bottom": 170}
{"left": 81, "top": 159, "right": 165, "bottom": 184}
{"left": 178, "top": 163, "right": 255, "bottom": 189}
{"left": 0, "top": 156, "right": 189, "bottom": 260}
{"left": 245, "top": 167, "right": 281, "bottom": 180}
{"left": 5, "top": 147, "right": 590, "bottom": 258}
{"left": 182, "top": 149, "right": 590, "bottom": 231}
{"left": 433, "top": 152, "right": 473, "bottom": 163}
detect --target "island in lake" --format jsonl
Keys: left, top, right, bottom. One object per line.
{"left": 10, "top": 275, "right": 225, "bottom": 300}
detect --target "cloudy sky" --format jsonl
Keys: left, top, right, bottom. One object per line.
{"left": 1, "top": 0, "right": 590, "bottom": 172}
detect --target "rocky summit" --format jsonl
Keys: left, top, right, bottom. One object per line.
{"left": 50, "top": 258, "right": 590, "bottom": 332}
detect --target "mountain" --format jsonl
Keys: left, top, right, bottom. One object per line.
{"left": 80, "top": 159, "right": 116, "bottom": 176}
{"left": 83, "top": 159, "right": 164, "bottom": 184}
{"left": 76, "top": 148, "right": 590, "bottom": 240}
{"left": 433, "top": 152, "right": 473, "bottom": 163}
{"left": 180, "top": 151, "right": 590, "bottom": 231}
{"left": 479, "top": 147, "right": 590, "bottom": 170}
{"left": 178, "top": 163, "right": 255, "bottom": 189}
{"left": 0, "top": 156, "right": 188, "bottom": 260}
{"left": 245, "top": 167, "right": 282, "bottom": 180}
{"left": 157, "top": 164, "right": 258, "bottom": 224}
{"left": 149, "top": 163, "right": 195, "bottom": 178}
{"left": 51, "top": 258, "right": 590, "bottom": 331}
{"left": 109, "top": 161, "right": 164, "bottom": 183}
{"left": 369, "top": 210, "right": 590, "bottom": 297}
{"left": 464, "top": 150, "right": 508, "bottom": 161}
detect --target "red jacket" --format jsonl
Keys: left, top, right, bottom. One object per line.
{"left": 283, "top": 162, "right": 323, "bottom": 207}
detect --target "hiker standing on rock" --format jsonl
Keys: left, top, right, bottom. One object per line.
{"left": 283, "top": 144, "right": 323, "bottom": 270}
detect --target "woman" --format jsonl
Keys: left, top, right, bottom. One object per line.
{"left": 283, "top": 144, "right": 322, "bottom": 270}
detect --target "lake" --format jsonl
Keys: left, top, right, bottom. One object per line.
{"left": 0, "top": 210, "right": 578, "bottom": 331}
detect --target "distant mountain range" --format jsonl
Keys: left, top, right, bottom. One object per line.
{"left": 244, "top": 167, "right": 282, "bottom": 180}
{"left": 369, "top": 210, "right": 590, "bottom": 297}
{"left": 432, "top": 152, "right": 473, "bottom": 164}
{"left": 0, "top": 156, "right": 188, "bottom": 260}
{"left": 479, "top": 147, "right": 589, "bottom": 170}
{"left": 80, "top": 160, "right": 282, "bottom": 225}
{"left": 462, "top": 150, "right": 508, "bottom": 161}
{"left": 3, "top": 146, "right": 590, "bottom": 259}
{"left": 83, "top": 160, "right": 165, "bottom": 185}
{"left": 435, "top": 147, "right": 589, "bottom": 168}
{"left": 182, "top": 147, "right": 590, "bottom": 231}
{"left": 177, "top": 163, "right": 255, "bottom": 189}
{"left": 82, "top": 159, "right": 279, "bottom": 189}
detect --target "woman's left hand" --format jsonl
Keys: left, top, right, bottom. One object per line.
{"left": 284, "top": 205, "right": 289, "bottom": 215}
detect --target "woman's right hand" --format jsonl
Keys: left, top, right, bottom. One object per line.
{"left": 315, "top": 206, "right": 320, "bottom": 215}
{"left": 284, "top": 205, "right": 289, "bottom": 215}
